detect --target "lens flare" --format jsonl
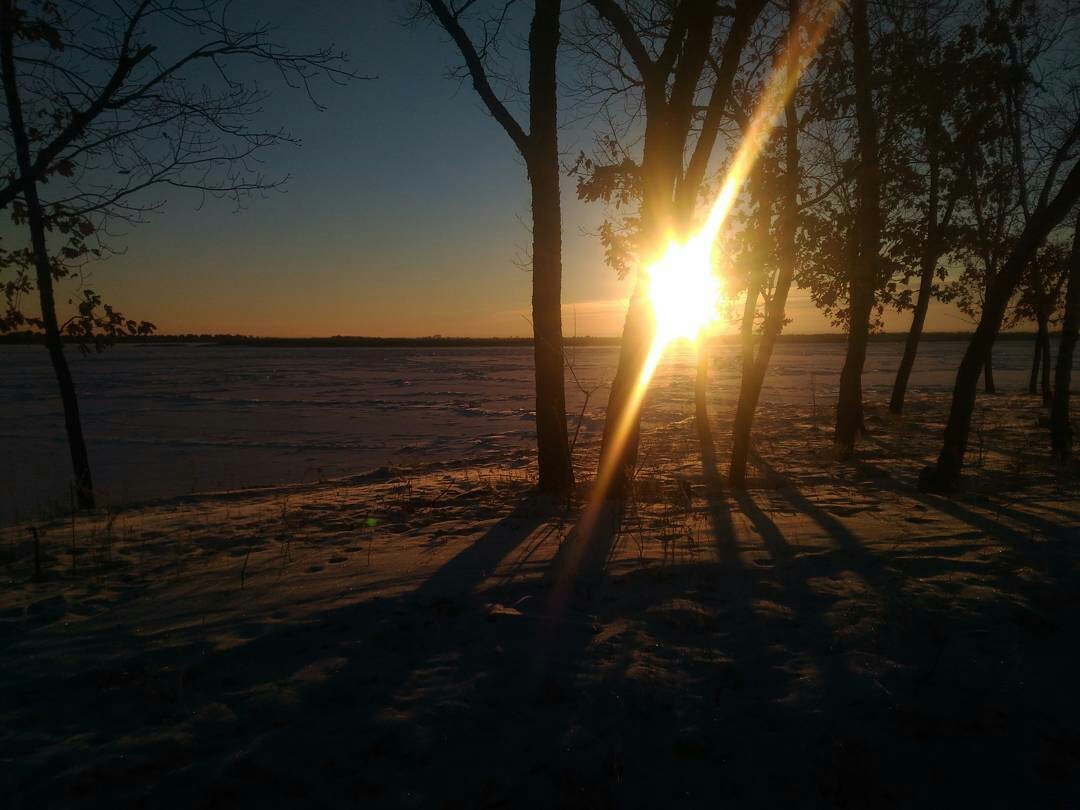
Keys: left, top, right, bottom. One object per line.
{"left": 646, "top": 235, "right": 722, "bottom": 345}
{"left": 546, "top": 1, "right": 845, "bottom": 633}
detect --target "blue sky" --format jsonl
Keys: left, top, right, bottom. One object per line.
{"left": 83, "top": 1, "right": 965, "bottom": 337}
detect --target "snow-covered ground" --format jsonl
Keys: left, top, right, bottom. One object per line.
{"left": 0, "top": 338, "right": 1062, "bottom": 521}
{"left": 1, "top": 382, "right": 1077, "bottom": 807}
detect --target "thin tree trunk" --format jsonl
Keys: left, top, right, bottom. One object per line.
{"left": 1, "top": 5, "right": 94, "bottom": 509}
{"left": 739, "top": 166, "right": 770, "bottom": 386}
{"left": 982, "top": 272, "right": 997, "bottom": 394}
{"left": 596, "top": 281, "right": 653, "bottom": 497}
{"left": 835, "top": 0, "right": 879, "bottom": 460}
{"left": 696, "top": 344, "right": 716, "bottom": 482}
{"left": 920, "top": 160, "right": 1080, "bottom": 493}
{"left": 1038, "top": 314, "right": 1052, "bottom": 406}
{"left": 837, "top": 283, "right": 874, "bottom": 456}
{"left": 984, "top": 349, "right": 996, "bottom": 394}
{"left": 592, "top": 0, "right": 762, "bottom": 501}
{"left": 595, "top": 104, "right": 676, "bottom": 498}
{"left": 740, "top": 276, "right": 760, "bottom": 383}
{"left": 729, "top": 0, "right": 800, "bottom": 486}
{"left": 1029, "top": 330, "right": 1043, "bottom": 394}
{"left": 425, "top": 0, "right": 573, "bottom": 494}
{"left": 890, "top": 255, "right": 934, "bottom": 415}
{"left": 1051, "top": 211, "right": 1080, "bottom": 461}
{"left": 527, "top": 0, "right": 573, "bottom": 494}
{"left": 890, "top": 109, "right": 944, "bottom": 416}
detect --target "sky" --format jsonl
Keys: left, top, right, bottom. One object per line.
{"left": 73, "top": 0, "right": 976, "bottom": 338}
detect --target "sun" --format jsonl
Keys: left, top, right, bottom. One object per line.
{"left": 645, "top": 234, "right": 722, "bottom": 345}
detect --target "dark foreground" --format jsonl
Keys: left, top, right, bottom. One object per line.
{"left": 2, "top": 392, "right": 1079, "bottom": 807}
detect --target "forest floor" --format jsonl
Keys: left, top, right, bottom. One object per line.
{"left": 2, "top": 391, "right": 1079, "bottom": 808}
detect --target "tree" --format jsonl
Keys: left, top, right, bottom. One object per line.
{"left": 0, "top": 0, "right": 357, "bottom": 509}
{"left": 919, "top": 0, "right": 1080, "bottom": 493}
{"left": 1051, "top": 208, "right": 1080, "bottom": 461}
{"left": 790, "top": 0, "right": 913, "bottom": 458}
{"left": 921, "top": 159, "right": 1080, "bottom": 492}
{"left": 728, "top": 0, "right": 808, "bottom": 486}
{"left": 416, "top": 0, "right": 574, "bottom": 494}
{"left": 885, "top": 0, "right": 980, "bottom": 415}
{"left": 830, "top": 0, "right": 881, "bottom": 459}
{"left": 1016, "top": 241, "right": 1069, "bottom": 405}
{"left": 577, "top": 0, "right": 766, "bottom": 498}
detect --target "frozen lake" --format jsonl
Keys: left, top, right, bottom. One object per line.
{"left": 0, "top": 338, "right": 1059, "bottom": 521}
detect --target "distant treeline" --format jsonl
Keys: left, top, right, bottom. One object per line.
{"left": 0, "top": 330, "right": 1048, "bottom": 348}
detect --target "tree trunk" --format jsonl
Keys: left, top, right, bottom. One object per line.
{"left": 890, "top": 106, "right": 943, "bottom": 416}
{"left": 1038, "top": 314, "right": 1052, "bottom": 406}
{"left": 1029, "top": 330, "right": 1043, "bottom": 394}
{"left": 728, "top": 0, "right": 800, "bottom": 486}
{"left": 592, "top": 0, "right": 762, "bottom": 501}
{"left": 595, "top": 101, "right": 677, "bottom": 499}
{"left": 696, "top": 343, "right": 716, "bottom": 483}
{"left": 920, "top": 159, "right": 1080, "bottom": 493}
{"left": 526, "top": 0, "right": 573, "bottom": 494}
{"left": 1051, "top": 212, "right": 1080, "bottom": 461}
{"left": 596, "top": 282, "right": 654, "bottom": 497}
{"left": 739, "top": 166, "right": 770, "bottom": 386}
{"left": 835, "top": 0, "right": 879, "bottom": 460}
{"left": 890, "top": 255, "right": 934, "bottom": 415}
{"left": 984, "top": 349, "right": 996, "bottom": 394}
{"left": 836, "top": 283, "right": 874, "bottom": 457}
{"left": 1, "top": 7, "right": 94, "bottom": 509}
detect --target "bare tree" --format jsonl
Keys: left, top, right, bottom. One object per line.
{"left": 1016, "top": 241, "right": 1069, "bottom": 405}
{"left": 414, "top": 0, "right": 574, "bottom": 494}
{"left": 830, "top": 0, "right": 880, "bottom": 459}
{"left": 883, "top": 0, "right": 982, "bottom": 416}
{"left": 0, "top": 0, "right": 360, "bottom": 508}
{"left": 921, "top": 157, "right": 1080, "bottom": 492}
{"left": 728, "top": 0, "right": 806, "bottom": 486}
{"left": 919, "top": 0, "right": 1080, "bottom": 493}
{"left": 1051, "top": 208, "right": 1080, "bottom": 461}
{"left": 577, "top": 0, "right": 767, "bottom": 498}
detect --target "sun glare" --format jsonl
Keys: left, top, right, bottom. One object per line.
{"left": 646, "top": 235, "right": 722, "bottom": 345}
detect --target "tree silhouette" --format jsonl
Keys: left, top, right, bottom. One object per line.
{"left": 414, "top": 0, "right": 575, "bottom": 494}
{"left": 884, "top": 0, "right": 983, "bottom": 415}
{"left": 1016, "top": 241, "right": 1070, "bottom": 405}
{"left": 0, "top": 0, "right": 359, "bottom": 508}
{"left": 575, "top": 0, "right": 766, "bottom": 497}
{"left": 920, "top": 0, "right": 1080, "bottom": 493}
{"left": 1051, "top": 209, "right": 1080, "bottom": 461}
{"left": 728, "top": 0, "right": 806, "bottom": 486}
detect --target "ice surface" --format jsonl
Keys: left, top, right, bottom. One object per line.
{"left": 0, "top": 339, "right": 1059, "bottom": 521}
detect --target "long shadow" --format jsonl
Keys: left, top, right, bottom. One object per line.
{"left": 5, "top": 494, "right": 556, "bottom": 808}
{"left": 862, "top": 434, "right": 1079, "bottom": 541}
{"left": 750, "top": 451, "right": 892, "bottom": 589}
{"left": 12, "top": 462, "right": 1080, "bottom": 807}
{"left": 855, "top": 457, "right": 1077, "bottom": 551}
{"left": 545, "top": 497, "right": 625, "bottom": 598}
{"left": 700, "top": 448, "right": 923, "bottom": 805}
{"left": 699, "top": 433, "right": 739, "bottom": 566}
{"left": 732, "top": 487, "right": 792, "bottom": 566}
{"left": 728, "top": 453, "right": 1080, "bottom": 805}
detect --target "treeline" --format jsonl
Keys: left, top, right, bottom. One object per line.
{"left": 0, "top": 330, "right": 1057, "bottom": 347}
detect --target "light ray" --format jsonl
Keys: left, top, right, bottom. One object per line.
{"left": 556, "top": 2, "right": 843, "bottom": 598}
